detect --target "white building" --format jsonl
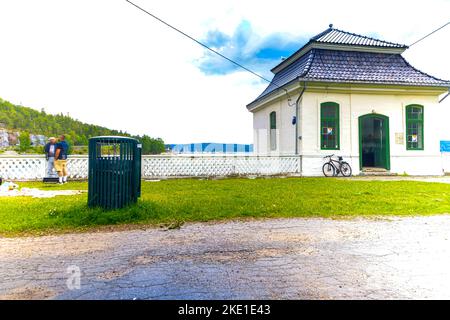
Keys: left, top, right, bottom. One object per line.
{"left": 247, "top": 26, "right": 450, "bottom": 176}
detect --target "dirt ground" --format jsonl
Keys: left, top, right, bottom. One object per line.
{"left": 1, "top": 215, "right": 450, "bottom": 299}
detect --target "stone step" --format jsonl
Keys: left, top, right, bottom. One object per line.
{"left": 360, "top": 168, "right": 397, "bottom": 176}
{"left": 362, "top": 167, "right": 388, "bottom": 172}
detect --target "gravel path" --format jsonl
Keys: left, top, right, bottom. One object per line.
{"left": 1, "top": 216, "right": 450, "bottom": 300}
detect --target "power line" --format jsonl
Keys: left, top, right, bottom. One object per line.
{"left": 125, "top": 0, "right": 449, "bottom": 96}
{"left": 380, "top": 20, "right": 450, "bottom": 65}
{"left": 125, "top": 0, "right": 287, "bottom": 92}
{"left": 408, "top": 21, "right": 450, "bottom": 48}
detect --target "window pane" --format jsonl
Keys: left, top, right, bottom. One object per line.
{"left": 407, "top": 106, "right": 423, "bottom": 120}
{"left": 322, "top": 133, "right": 336, "bottom": 149}
{"left": 322, "top": 105, "right": 337, "bottom": 118}
{"left": 270, "top": 112, "right": 276, "bottom": 130}
{"left": 320, "top": 103, "right": 339, "bottom": 149}
{"left": 269, "top": 112, "right": 276, "bottom": 150}
{"left": 406, "top": 105, "right": 423, "bottom": 150}
{"left": 417, "top": 123, "right": 423, "bottom": 149}
{"left": 321, "top": 119, "right": 336, "bottom": 149}
{"left": 270, "top": 129, "right": 276, "bottom": 151}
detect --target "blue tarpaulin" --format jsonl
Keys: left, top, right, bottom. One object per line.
{"left": 166, "top": 143, "right": 253, "bottom": 154}
{"left": 440, "top": 141, "right": 450, "bottom": 152}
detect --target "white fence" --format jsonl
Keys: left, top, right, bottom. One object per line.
{"left": 0, "top": 155, "right": 89, "bottom": 180}
{"left": 0, "top": 155, "right": 301, "bottom": 180}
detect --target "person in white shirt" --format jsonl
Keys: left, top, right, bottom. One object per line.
{"left": 44, "top": 137, "right": 57, "bottom": 177}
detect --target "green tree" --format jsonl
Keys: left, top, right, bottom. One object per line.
{"left": 19, "top": 131, "right": 31, "bottom": 152}
{"left": 0, "top": 97, "right": 165, "bottom": 154}
{"left": 140, "top": 135, "right": 165, "bottom": 154}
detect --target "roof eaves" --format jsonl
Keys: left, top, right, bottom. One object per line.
{"left": 399, "top": 55, "right": 450, "bottom": 85}
{"left": 247, "top": 77, "right": 450, "bottom": 111}
{"left": 300, "top": 77, "right": 450, "bottom": 87}
{"left": 246, "top": 78, "right": 298, "bottom": 110}
{"left": 246, "top": 75, "right": 311, "bottom": 110}
{"left": 248, "top": 50, "right": 316, "bottom": 109}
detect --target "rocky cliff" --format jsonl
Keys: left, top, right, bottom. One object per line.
{"left": 0, "top": 129, "right": 46, "bottom": 148}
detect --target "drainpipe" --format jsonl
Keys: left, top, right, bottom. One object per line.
{"left": 295, "top": 82, "right": 306, "bottom": 155}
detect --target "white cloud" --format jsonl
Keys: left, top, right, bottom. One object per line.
{"left": 0, "top": 0, "right": 448, "bottom": 143}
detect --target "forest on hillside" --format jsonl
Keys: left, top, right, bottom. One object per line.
{"left": 0, "top": 98, "right": 165, "bottom": 154}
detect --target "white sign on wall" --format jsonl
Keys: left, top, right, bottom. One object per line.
{"left": 395, "top": 133, "right": 404, "bottom": 145}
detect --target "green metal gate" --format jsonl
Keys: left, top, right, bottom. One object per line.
{"left": 88, "top": 136, "right": 142, "bottom": 209}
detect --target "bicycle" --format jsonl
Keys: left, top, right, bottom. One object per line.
{"left": 322, "top": 154, "right": 352, "bottom": 177}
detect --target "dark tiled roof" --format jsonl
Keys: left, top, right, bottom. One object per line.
{"left": 249, "top": 49, "right": 450, "bottom": 106}
{"left": 256, "top": 50, "right": 314, "bottom": 99}
{"left": 305, "top": 49, "right": 450, "bottom": 85}
{"left": 312, "top": 28, "right": 407, "bottom": 48}
{"left": 271, "top": 27, "right": 408, "bottom": 73}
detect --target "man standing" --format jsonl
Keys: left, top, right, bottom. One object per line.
{"left": 44, "top": 137, "right": 57, "bottom": 177}
{"left": 54, "top": 135, "right": 69, "bottom": 184}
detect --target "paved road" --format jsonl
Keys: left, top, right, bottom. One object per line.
{"left": 1, "top": 216, "right": 450, "bottom": 300}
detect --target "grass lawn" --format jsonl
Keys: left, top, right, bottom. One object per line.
{"left": 1, "top": 177, "right": 450, "bottom": 236}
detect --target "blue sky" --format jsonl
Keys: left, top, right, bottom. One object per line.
{"left": 197, "top": 20, "right": 308, "bottom": 78}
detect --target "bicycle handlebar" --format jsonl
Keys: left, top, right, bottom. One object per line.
{"left": 323, "top": 154, "right": 334, "bottom": 159}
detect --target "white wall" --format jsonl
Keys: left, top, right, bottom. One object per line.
{"left": 252, "top": 98, "right": 296, "bottom": 155}
{"left": 252, "top": 89, "right": 444, "bottom": 176}
{"left": 438, "top": 97, "right": 450, "bottom": 141}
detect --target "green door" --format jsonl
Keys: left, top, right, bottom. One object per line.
{"left": 359, "top": 114, "right": 390, "bottom": 170}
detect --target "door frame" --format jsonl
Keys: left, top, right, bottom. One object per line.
{"left": 358, "top": 113, "right": 390, "bottom": 170}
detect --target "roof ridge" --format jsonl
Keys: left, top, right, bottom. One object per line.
{"left": 310, "top": 27, "right": 333, "bottom": 41}
{"left": 399, "top": 55, "right": 450, "bottom": 84}
{"left": 326, "top": 28, "right": 408, "bottom": 48}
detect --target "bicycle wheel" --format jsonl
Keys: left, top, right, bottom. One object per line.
{"left": 322, "top": 162, "right": 335, "bottom": 177}
{"left": 340, "top": 162, "right": 352, "bottom": 177}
